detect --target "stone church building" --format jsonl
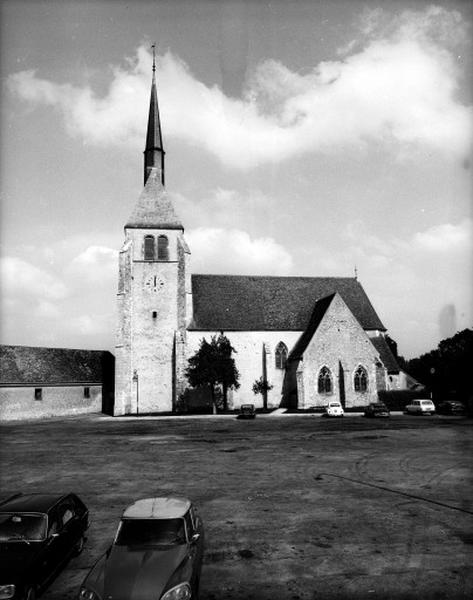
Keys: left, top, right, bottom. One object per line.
{"left": 114, "top": 66, "right": 401, "bottom": 415}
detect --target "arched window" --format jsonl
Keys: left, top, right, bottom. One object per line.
{"left": 354, "top": 365, "right": 368, "bottom": 392}
{"left": 157, "top": 235, "right": 169, "bottom": 260}
{"left": 144, "top": 236, "right": 155, "bottom": 261}
{"left": 275, "top": 342, "right": 288, "bottom": 369}
{"left": 318, "top": 367, "right": 332, "bottom": 394}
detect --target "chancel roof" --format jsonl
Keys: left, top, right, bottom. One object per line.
{"left": 189, "top": 275, "right": 386, "bottom": 332}
{"left": 370, "top": 336, "right": 400, "bottom": 373}
{"left": 0, "top": 345, "right": 113, "bottom": 386}
{"left": 125, "top": 168, "right": 183, "bottom": 230}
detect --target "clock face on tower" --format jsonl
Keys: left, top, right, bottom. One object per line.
{"left": 145, "top": 274, "right": 166, "bottom": 292}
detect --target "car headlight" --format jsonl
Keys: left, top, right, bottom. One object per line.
{"left": 0, "top": 586, "right": 15, "bottom": 600}
{"left": 160, "top": 582, "right": 192, "bottom": 600}
{"left": 78, "top": 587, "right": 102, "bottom": 600}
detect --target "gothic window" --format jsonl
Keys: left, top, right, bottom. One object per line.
{"left": 144, "top": 236, "right": 155, "bottom": 261}
{"left": 318, "top": 367, "right": 332, "bottom": 394}
{"left": 157, "top": 235, "right": 169, "bottom": 261}
{"left": 354, "top": 365, "right": 368, "bottom": 392}
{"left": 275, "top": 342, "right": 288, "bottom": 369}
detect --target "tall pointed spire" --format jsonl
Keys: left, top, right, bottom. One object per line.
{"left": 144, "top": 43, "right": 165, "bottom": 186}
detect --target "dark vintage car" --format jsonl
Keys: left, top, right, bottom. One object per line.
{"left": 79, "top": 497, "right": 204, "bottom": 600}
{"left": 436, "top": 401, "right": 465, "bottom": 415}
{"left": 363, "top": 402, "right": 390, "bottom": 418}
{"left": 0, "top": 493, "right": 89, "bottom": 600}
{"left": 237, "top": 404, "right": 256, "bottom": 419}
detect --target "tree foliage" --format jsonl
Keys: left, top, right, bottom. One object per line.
{"left": 185, "top": 333, "right": 240, "bottom": 412}
{"left": 405, "top": 328, "right": 473, "bottom": 402}
{"left": 252, "top": 376, "right": 274, "bottom": 411}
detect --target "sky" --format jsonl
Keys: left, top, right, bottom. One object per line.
{"left": 0, "top": 0, "right": 472, "bottom": 360}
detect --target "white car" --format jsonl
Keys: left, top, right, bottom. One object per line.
{"left": 404, "top": 399, "right": 436, "bottom": 415}
{"left": 324, "top": 401, "right": 344, "bottom": 417}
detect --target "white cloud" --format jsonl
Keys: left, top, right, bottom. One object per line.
{"left": 413, "top": 221, "right": 471, "bottom": 252}
{"left": 186, "top": 228, "right": 293, "bottom": 275}
{"left": 67, "top": 245, "right": 117, "bottom": 283}
{"left": 0, "top": 257, "right": 68, "bottom": 301}
{"left": 300, "top": 219, "right": 472, "bottom": 357}
{"left": 8, "top": 5, "right": 471, "bottom": 169}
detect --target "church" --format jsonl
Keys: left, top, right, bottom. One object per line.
{"left": 114, "top": 63, "right": 401, "bottom": 416}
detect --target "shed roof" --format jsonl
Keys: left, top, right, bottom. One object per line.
{"left": 0, "top": 345, "right": 113, "bottom": 386}
{"left": 123, "top": 497, "right": 191, "bottom": 519}
{"left": 189, "top": 275, "right": 385, "bottom": 332}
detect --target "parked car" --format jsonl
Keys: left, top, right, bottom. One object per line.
{"left": 323, "top": 401, "right": 344, "bottom": 417}
{"left": 404, "top": 399, "right": 436, "bottom": 415}
{"left": 364, "top": 402, "right": 390, "bottom": 418}
{"left": 79, "top": 497, "right": 204, "bottom": 600}
{"left": 237, "top": 404, "right": 256, "bottom": 419}
{"left": 0, "top": 492, "right": 89, "bottom": 600}
{"left": 436, "top": 401, "right": 465, "bottom": 415}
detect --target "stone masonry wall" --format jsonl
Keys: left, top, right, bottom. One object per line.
{"left": 0, "top": 386, "right": 102, "bottom": 421}
{"left": 299, "top": 294, "right": 384, "bottom": 408}
{"left": 186, "top": 331, "right": 302, "bottom": 409}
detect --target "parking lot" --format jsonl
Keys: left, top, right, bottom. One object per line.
{"left": 1, "top": 413, "right": 472, "bottom": 599}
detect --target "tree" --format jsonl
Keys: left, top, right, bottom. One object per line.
{"left": 406, "top": 328, "right": 473, "bottom": 403}
{"left": 185, "top": 333, "right": 240, "bottom": 413}
{"left": 252, "top": 376, "right": 273, "bottom": 411}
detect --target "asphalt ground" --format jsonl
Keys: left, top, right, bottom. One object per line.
{"left": 1, "top": 413, "right": 472, "bottom": 600}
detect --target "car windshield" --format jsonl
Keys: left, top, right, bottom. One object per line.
{"left": 0, "top": 513, "right": 47, "bottom": 542}
{"left": 115, "top": 518, "right": 186, "bottom": 547}
{"left": 421, "top": 400, "right": 433, "bottom": 405}
{"left": 329, "top": 403, "right": 341, "bottom": 407}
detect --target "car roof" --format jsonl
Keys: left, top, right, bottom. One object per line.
{"left": 122, "top": 497, "right": 191, "bottom": 519}
{"left": 0, "top": 493, "right": 69, "bottom": 513}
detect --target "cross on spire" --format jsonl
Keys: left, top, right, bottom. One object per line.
{"left": 151, "top": 42, "right": 156, "bottom": 75}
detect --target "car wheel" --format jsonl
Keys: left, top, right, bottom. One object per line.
{"left": 24, "top": 587, "right": 36, "bottom": 600}
{"left": 73, "top": 534, "right": 85, "bottom": 556}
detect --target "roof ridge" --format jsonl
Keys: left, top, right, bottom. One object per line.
{"left": 192, "top": 274, "right": 357, "bottom": 281}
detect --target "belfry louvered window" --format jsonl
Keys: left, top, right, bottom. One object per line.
{"left": 318, "top": 367, "right": 332, "bottom": 394}
{"left": 157, "top": 235, "right": 169, "bottom": 260}
{"left": 354, "top": 366, "right": 368, "bottom": 392}
{"left": 144, "top": 236, "right": 155, "bottom": 260}
{"left": 275, "top": 342, "right": 288, "bottom": 369}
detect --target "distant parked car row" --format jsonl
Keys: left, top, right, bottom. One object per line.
{"left": 0, "top": 493, "right": 204, "bottom": 600}
{"left": 291, "top": 399, "right": 466, "bottom": 419}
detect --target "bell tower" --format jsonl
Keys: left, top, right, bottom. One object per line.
{"left": 114, "top": 48, "right": 191, "bottom": 415}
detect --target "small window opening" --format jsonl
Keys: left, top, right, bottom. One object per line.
{"left": 144, "top": 235, "right": 155, "bottom": 261}
{"left": 34, "top": 388, "right": 42, "bottom": 401}
{"left": 84, "top": 387, "right": 90, "bottom": 398}
{"left": 152, "top": 311, "right": 157, "bottom": 318}
{"left": 157, "top": 235, "right": 169, "bottom": 260}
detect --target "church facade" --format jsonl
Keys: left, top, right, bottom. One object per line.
{"left": 114, "top": 68, "right": 400, "bottom": 415}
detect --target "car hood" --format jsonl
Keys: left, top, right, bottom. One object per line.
{"left": 0, "top": 542, "right": 43, "bottom": 582}
{"left": 91, "top": 544, "right": 189, "bottom": 600}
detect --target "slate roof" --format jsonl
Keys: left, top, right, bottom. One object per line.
{"left": 288, "top": 294, "right": 336, "bottom": 360}
{"left": 370, "top": 336, "right": 400, "bottom": 373}
{"left": 189, "top": 275, "right": 386, "bottom": 331}
{"left": 125, "top": 168, "right": 183, "bottom": 230}
{"left": 0, "top": 345, "right": 114, "bottom": 386}
{"left": 145, "top": 75, "right": 164, "bottom": 154}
